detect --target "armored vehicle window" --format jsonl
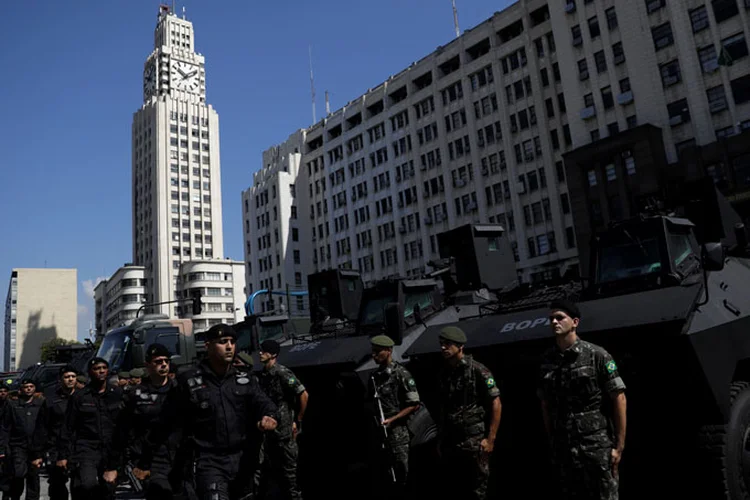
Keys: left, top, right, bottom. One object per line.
{"left": 258, "top": 323, "right": 284, "bottom": 344}
{"left": 361, "top": 295, "right": 396, "bottom": 326}
{"left": 669, "top": 232, "right": 694, "bottom": 266}
{"left": 144, "top": 327, "right": 180, "bottom": 358}
{"left": 404, "top": 290, "right": 434, "bottom": 318}
{"left": 598, "top": 235, "right": 661, "bottom": 283}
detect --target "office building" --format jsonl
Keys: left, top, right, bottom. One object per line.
{"left": 93, "top": 264, "right": 146, "bottom": 336}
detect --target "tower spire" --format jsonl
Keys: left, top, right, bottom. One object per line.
{"left": 452, "top": 0, "right": 461, "bottom": 38}
{"left": 309, "top": 45, "right": 316, "bottom": 124}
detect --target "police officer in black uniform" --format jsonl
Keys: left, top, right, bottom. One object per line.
{"left": 44, "top": 365, "right": 78, "bottom": 500}
{"left": 135, "top": 323, "right": 279, "bottom": 500}
{"left": 0, "top": 378, "right": 46, "bottom": 500}
{"left": 113, "top": 343, "right": 179, "bottom": 500}
{"left": 57, "top": 357, "right": 124, "bottom": 500}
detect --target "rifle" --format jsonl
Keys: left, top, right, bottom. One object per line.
{"left": 371, "top": 374, "right": 397, "bottom": 483}
{"left": 124, "top": 462, "right": 144, "bottom": 493}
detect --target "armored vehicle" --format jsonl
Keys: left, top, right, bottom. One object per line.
{"left": 405, "top": 204, "right": 750, "bottom": 499}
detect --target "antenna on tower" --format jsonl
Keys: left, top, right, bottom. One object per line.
{"left": 452, "top": 0, "right": 461, "bottom": 38}
{"left": 309, "top": 45, "right": 317, "bottom": 124}
{"left": 325, "top": 91, "right": 331, "bottom": 116}
{"left": 182, "top": 6, "right": 186, "bottom": 19}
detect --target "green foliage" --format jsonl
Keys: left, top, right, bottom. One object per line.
{"left": 40, "top": 338, "right": 82, "bottom": 363}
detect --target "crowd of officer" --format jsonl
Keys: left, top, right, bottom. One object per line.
{"left": 0, "top": 298, "right": 627, "bottom": 500}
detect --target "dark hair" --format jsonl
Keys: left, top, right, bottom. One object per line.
{"left": 549, "top": 299, "right": 581, "bottom": 319}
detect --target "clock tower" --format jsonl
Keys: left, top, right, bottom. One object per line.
{"left": 132, "top": 5, "right": 224, "bottom": 316}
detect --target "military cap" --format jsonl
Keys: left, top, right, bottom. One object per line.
{"left": 60, "top": 365, "right": 77, "bottom": 377}
{"left": 205, "top": 323, "right": 237, "bottom": 341}
{"left": 260, "top": 339, "right": 280, "bottom": 356}
{"left": 146, "top": 343, "right": 171, "bottom": 361}
{"left": 370, "top": 335, "right": 395, "bottom": 348}
{"left": 20, "top": 377, "right": 36, "bottom": 386}
{"left": 130, "top": 368, "right": 146, "bottom": 378}
{"left": 76, "top": 374, "right": 88, "bottom": 384}
{"left": 88, "top": 357, "right": 109, "bottom": 370}
{"left": 118, "top": 371, "right": 131, "bottom": 379}
{"left": 236, "top": 352, "right": 254, "bottom": 367}
{"left": 438, "top": 326, "right": 467, "bottom": 344}
{"left": 549, "top": 299, "right": 581, "bottom": 319}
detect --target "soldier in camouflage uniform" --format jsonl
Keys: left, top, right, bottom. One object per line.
{"left": 368, "top": 335, "right": 420, "bottom": 498}
{"left": 538, "top": 299, "right": 627, "bottom": 500}
{"left": 437, "top": 326, "right": 502, "bottom": 500}
{"left": 258, "top": 340, "right": 308, "bottom": 500}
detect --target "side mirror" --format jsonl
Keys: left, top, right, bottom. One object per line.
{"left": 132, "top": 344, "right": 146, "bottom": 367}
{"left": 383, "top": 302, "right": 404, "bottom": 346}
{"left": 702, "top": 242, "right": 725, "bottom": 271}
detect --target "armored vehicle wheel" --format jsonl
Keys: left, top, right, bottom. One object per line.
{"left": 699, "top": 382, "right": 750, "bottom": 499}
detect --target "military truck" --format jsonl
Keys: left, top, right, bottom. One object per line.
{"left": 403, "top": 195, "right": 750, "bottom": 499}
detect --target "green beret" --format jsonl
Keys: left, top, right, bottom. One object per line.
{"left": 439, "top": 326, "right": 467, "bottom": 344}
{"left": 130, "top": 368, "right": 146, "bottom": 378}
{"left": 370, "top": 335, "right": 395, "bottom": 348}
{"left": 76, "top": 375, "right": 88, "bottom": 384}
{"left": 118, "top": 371, "right": 131, "bottom": 379}
{"left": 237, "top": 352, "right": 254, "bottom": 367}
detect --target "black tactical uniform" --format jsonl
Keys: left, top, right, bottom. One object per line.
{"left": 538, "top": 338, "right": 626, "bottom": 500}
{"left": 438, "top": 354, "right": 499, "bottom": 500}
{"left": 141, "top": 358, "right": 278, "bottom": 500}
{"left": 45, "top": 387, "right": 75, "bottom": 500}
{"left": 0, "top": 394, "right": 46, "bottom": 500}
{"left": 258, "top": 360, "right": 305, "bottom": 500}
{"left": 115, "top": 378, "right": 179, "bottom": 500}
{"left": 58, "top": 383, "right": 124, "bottom": 500}
{"left": 369, "top": 359, "right": 420, "bottom": 492}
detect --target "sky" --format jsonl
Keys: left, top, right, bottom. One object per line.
{"left": 0, "top": 0, "right": 514, "bottom": 347}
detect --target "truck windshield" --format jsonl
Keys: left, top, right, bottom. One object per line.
{"left": 360, "top": 295, "right": 396, "bottom": 326}
{"left": 97, "top": 330, "right": 131, "bottom": 371}
{"left": 598, "top": 236, "right": 661, "bottom": 283}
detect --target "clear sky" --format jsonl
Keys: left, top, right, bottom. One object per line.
{"left": 0, "top": 0, "right": 513, "bottom": 347}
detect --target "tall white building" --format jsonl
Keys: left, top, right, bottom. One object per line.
{"left": 3, "top": 269, "right": 77, "bottom": 371}
{"left": 241, "top": 131, "right": 313, "bottom": 314}
{"left": 176, "top": 259, "right": 247, "bottom": 329}
{"left": 132, "top": 5, "right": 224, "bottom": 315}
{"left": 244, "top": 0, "right": 750, "bottom": 287}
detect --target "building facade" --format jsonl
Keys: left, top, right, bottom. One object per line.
{"left": 175, "top": 259, "right": 246, "bottom": 329}
{"left": 132, "top": 5, "right": 224, "bottom": 315}
{"left": 3, "top": 269, "right": 77, "bottom": 371}
{"left": 93, "top": 264, "right": 146, "bottom": 336}
{"left": 241, "top": 131, "right": 313, "bottom": 314}
{"left": 245, "top": 0, "right": 750, "bottom": 287}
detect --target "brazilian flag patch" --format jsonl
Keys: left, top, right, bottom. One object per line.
{"left": 288, "top": 377, "right": 296, "bottom": 386}
{"left": 486, "top": 377, "right": 496, "bottom": 388}
{"left": 408, "top": 379, "right": 416, "bottom": 387}
{"left": 606, "top": 360, "right": 617, "bottom": 373}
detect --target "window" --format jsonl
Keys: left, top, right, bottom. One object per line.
{"left": 698, "top": 45, "right": 718, "bottom": 73}
{"left": 620, "top": 78, "right": 631, "bottom": 93}
{"left": 594, "top": 51, "right": 607, "bottom": 73}
{"left": 546, "top": 98, "right": 555, "bottom": 118}
{"left": 646, "top": 0, "right": 666, "bottom": 13}
{"left": 571, "top": 25, "right": 582, "bottom": 46}
{"left": 707, "top": 85, "right": 728, "bottom": 113}
{"left": 660, "top": 60, "right": 681, "bottom": 87}
{"left": 588, "top": 16, "right": 601, "bottom": 38}
{"left": 561, "top": 193, "right": 570, "bottom": 214}
{"left": 602, "top": 86, "right": 614, "bottom": 109}
{"left": 606, "top": 7, "right": 618, "bottom": 30}
{"left": 584, "top": 93, "right": 595, "bottom": 108}
{"left": 722, "top": 33, "right": 749, "bottom": 61}
{"left": 627, "top": 115, "right": 638, "bottom": 129}
{"left": 712, "top": 0, "right": 739, "bottom": 23}
{"left": 667, "top": 99, "right": 691, "bottom": 125}
{"left": 293, "top": 250, "right": 301, "bottom": 264}
{"left": 591, "top": 130, "right": 601, "bottom": 142}
{"left": 625, "top": 156, "right": 636, "bottom": 175}
{"left": 732, "top": 74, "right": 750, "bottom": 105}
{"left": 541, "top": 68, "right": 550, "bottom": 87}
{"left": 566, "top": 227, "right": 576, "bottom": 248}
{"left": 608, "top": 122, "right": 620, "bottom": 136}
{"left": 612, "top": 42, "right": 625, "bottom": 65}
{"left": 690, "top": 6, "right": 710, "bottom": 33}
{"left": 578, "top": 59, "right": 589, "bottom": 80}
{"left": 606, "top": 164, "right": 617, "bottom": 181}
{"left": 292, "top": 228, "right": 299, "bottom": 241}
{"left": 652, "top": 22, "right": 674, "bottom": 51}
{"left": 556, "top": 161, "right": 566, "bottom": 183}
{"left": 588, "top": 170, "right": 597, "bottom": 186}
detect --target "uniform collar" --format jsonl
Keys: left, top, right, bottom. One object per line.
{"left": 555, "top": 338, "right": 582, "bottom": 359}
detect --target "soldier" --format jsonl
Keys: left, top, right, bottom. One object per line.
{"left": 116, "top": 372, "right": 130, "bottom": 389}
{"left": 436, "top": 326, "right": 502, "bottom": 500}
{"left": 45, "top": 366, "right": 78, "bottom": 500}
{"left": 233, "top": 351, "right": 263, "bottom": 499}
{"left": 368, "top": 335, "right": 420, "bottom": 499}
{"left": 113, "top": 344, "right": 179, "bottom": 500}
{"left": 135, "top": 324, "right": 279, "bottom": 500}
{"left": 538, "top": 299, "right": 627, "bottom": 500}
{"left": 129, "top": 368, "right": 144, "bottom": 387}
{"left": 56, "top": 357, "right": 124, "bottom": 500}
{"left": 0, "top": 378, "right": 46, "bottom": 500}
{"left": 258, "top": 339, "right": 308, "bottom": 500}
{"left": 74, "top": 376, "right": 86, "bottom": 391}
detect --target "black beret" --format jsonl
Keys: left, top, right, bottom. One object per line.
{"left": 260, "top": 339, "right": 280, "bottom": 356}
{"left": 205, "top": 324, "right": 237, "bottom": 341}
{"left": 549, "top": 299, "right": 581, "bottom": 319}
{"left": 88, "top": 357, "right": 109, "bottom": 370}
{"left": 146, "top": 343, "right": 172, "bottom": 361}
{"left": 20, "top": 377, "right": 36, "bottom": 386}
{"left": 60, "top": 365, "right": 77, "bottom": 376}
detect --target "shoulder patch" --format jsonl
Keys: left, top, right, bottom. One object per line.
{"left": 606, "top": 360, "right": 617, "bottom": 373}
{"left": 288, "top": 377, "right": 296, "bottom": 386}
{"left": 408, "top": 378, "right": 416, "bottom": 387}
{"left": 486, "top": 377, "right": 496, "bottom": 388}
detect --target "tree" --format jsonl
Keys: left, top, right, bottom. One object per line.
{"left": 40, "top": 338, "right": 81, "bottom": 363}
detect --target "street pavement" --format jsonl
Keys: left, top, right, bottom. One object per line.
{"left": 22, "top": 471, "right": 139, "bottom": 499}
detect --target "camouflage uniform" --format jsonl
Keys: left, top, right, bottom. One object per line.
{"left": 369, "top": 361, "right": 420, "bottom": 492}
{"left": 438, "top": 355, "right": 499, "bottom": 500}
{"left": 538, "top": 339, "right": 626, "bottom": 500}
{"left": 258, "top": 363, "right": 305, "bottom": 500}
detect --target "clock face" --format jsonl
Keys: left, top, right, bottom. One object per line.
{"left": 143, "top": 63, "right": 156, "bottom": 96}
{"left": 172, "top": 61, "right": 200, "bottom": 92}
